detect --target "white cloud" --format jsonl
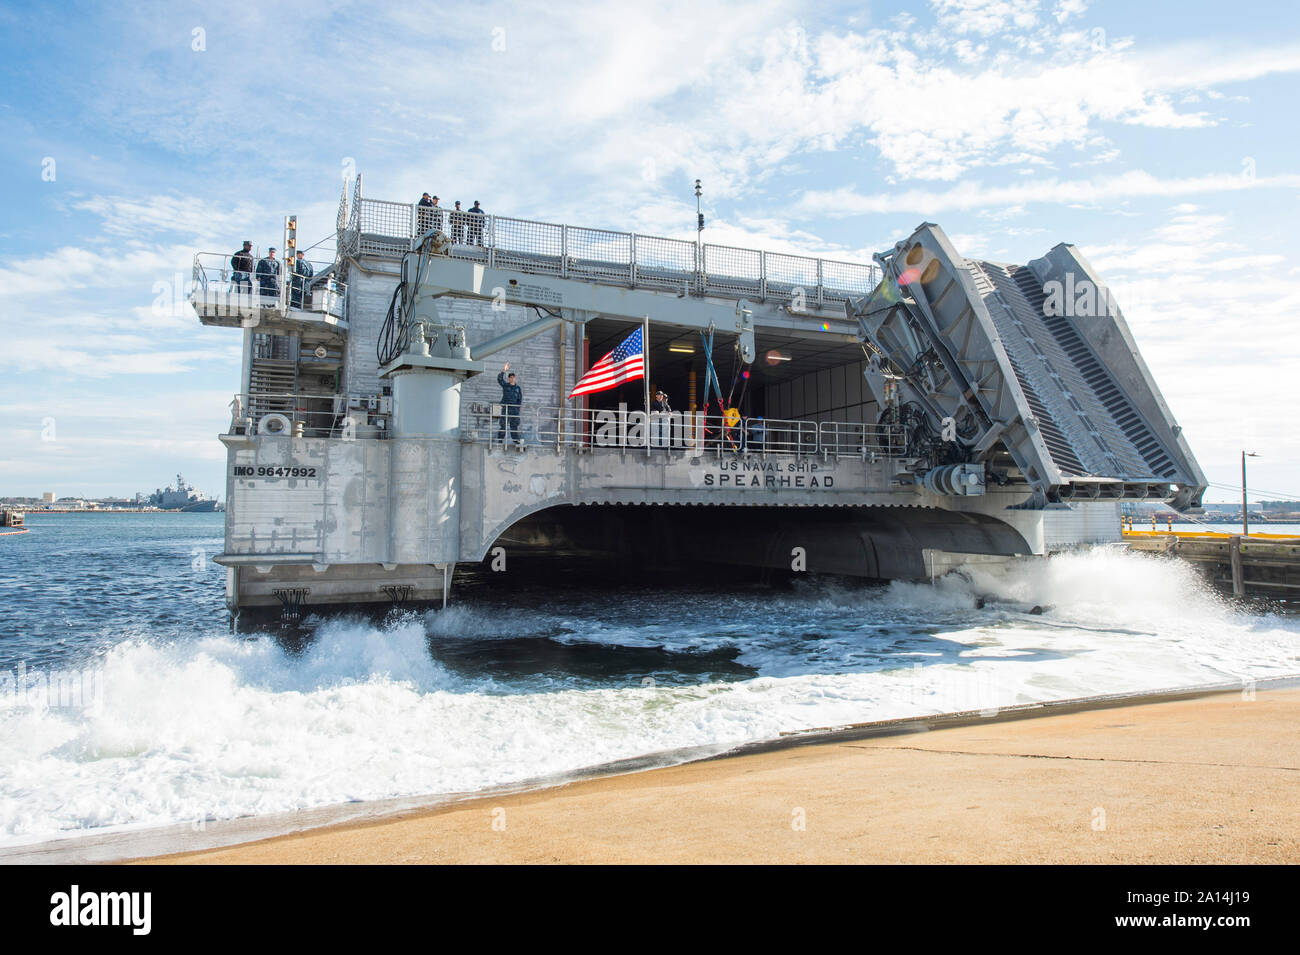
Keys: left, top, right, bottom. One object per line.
{"left": 70, "top": 194, "right": 268, "bottom": 245}
{"left": 0, "top": 390, "right": 235, "bottom": 496}
{"left": 1053, "top": 0, "right": 1088, "bottom": 23}
{"left": 82, "top": 1, "right": 1300, "bottom": 208}
{"left": 796, "top": 170, "right": 1300, "bottom": 217}
{"left": 7, "top": 0, "right": 1300, "bottom": 498}
{"left": 931, "top": 0, "right": 1041, "bottom": 36}
{"left": 0, "top": 239, "right": 240, "bottom": 384}
{"left": 1076, "top": 212, "right": 1300, "bottom": 498}
{"left": 0, "top": 243, "right": 194, "bottom": 298}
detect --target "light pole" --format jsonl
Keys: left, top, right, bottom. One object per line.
{"left": 694, "top": 179, "right": 703, "bottom": 283}
{"left": 1242, "top": 450, "right": 1259, "bottom": 536}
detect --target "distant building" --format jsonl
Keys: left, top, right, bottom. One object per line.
{"left": 42, "top": 491, "right": 55, "bottom": 503}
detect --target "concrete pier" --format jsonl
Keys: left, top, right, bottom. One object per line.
{"left": 1125, "top": 532, "right": 1300, "bottom": 600}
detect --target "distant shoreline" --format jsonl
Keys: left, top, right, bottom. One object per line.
{"left": 8, "top": 509, "right": 223, "bottom": 515}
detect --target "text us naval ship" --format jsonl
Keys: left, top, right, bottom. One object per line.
{"left": 190, "top": 176, "right": 1205, "bottom": 623}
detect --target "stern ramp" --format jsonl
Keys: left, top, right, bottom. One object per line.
{"left": 852, "top": 223, "right": 1206, "bottom": 510}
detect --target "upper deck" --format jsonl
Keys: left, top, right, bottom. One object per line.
{"left": 190, "top": 252, "right": 347, "bottom": 334}
{"left": 338, "top": 176, "right": 878, "bottom": 314}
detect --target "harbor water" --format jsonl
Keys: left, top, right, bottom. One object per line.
{"left": 2, "top": 512, "right": 1298, "bottom": 846}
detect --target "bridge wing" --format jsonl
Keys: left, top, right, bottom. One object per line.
{"left": 854, "top": 223, "right": 1206, "bottom": 510}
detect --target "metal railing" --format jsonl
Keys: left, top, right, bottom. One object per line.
{"left": 229, "top": 393, "right": 389, "bottom": 439}
{"left": 818, "top": 420, "right": 901, "bottom": 457}
{"left": 340, "top": 191, "right": 878, "bottom": 308}
{"left": 460, "top": 403, "right": 903, "bottom": 458}
{"left": 192, "top": 253, "right": 346, "bottom": 321}
{"left": 414, "top": 205, "right": 489, "bottom": 247}
{"left": 225, "top": 392, "right": 903, "bottom": 456}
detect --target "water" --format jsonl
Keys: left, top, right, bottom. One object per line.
{"left": 2, "top": 512, "right": 1298, "bottom": 846}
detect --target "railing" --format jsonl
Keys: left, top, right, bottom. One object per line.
{"left": 191, "top": 253, "right": 346, "bottom": 321}
{"left": 341, "top": 195, "right": 878, "bottom": 308}
{"left": 460, "top": 403, "right": 903, "bottom": 458}
{"left": 226, "top": 392, "right": 903, "bottom": 455}
{"left": 229, "top": 393, "right": 389, "bottom": 439}
{"left": 414, "top": 205, "right": 490, "bottom": 247}
{"left": 819, "top": 420, "right": 900, "bottom": 457}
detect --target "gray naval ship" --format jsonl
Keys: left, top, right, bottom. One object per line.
{"left": 190, "top": 176, "right": 1204, "bottom": 622}
{"left": 149, "top": 473, "right": 218, "bottom": 512}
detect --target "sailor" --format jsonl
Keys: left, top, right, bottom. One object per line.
{"left": 429, "top": 195, "right": 444, "bottom": 234}
{"left": 497, "top": 362, "right": 522, "bottom": 445}
{"left": 291, "top": 251, "right": 314, "bottom": 308}
{"left": 230, "top": 240, "right": 254, "bottom": 292}
{"left": 651, "top": 390, "right": 671, "bottom": 448}
{"left": 228, "top": 395, "right": 245, "bottom": 434}
{"left": 747, "top": 415, "right": 766, "bottom": 451}
{"left": 255, "top": 247, "right": 280, "bottom": 298}
{"left": 450, "top": 200, "right": 466, "bottom": 244}
{"left": 417, "top": 192, "right": 434, "bottom": 234}
{"left": 467, "top": 200, "right": 485, "bottom": 245}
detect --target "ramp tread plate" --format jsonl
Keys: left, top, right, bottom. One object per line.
{"left": 1009, "top": 266, "right": 1177, "bottom": 479}
{"left": 970, "top": 261, "right": 1172, "bottom": 482}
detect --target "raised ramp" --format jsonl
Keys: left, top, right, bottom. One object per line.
{"left": 853, "top": 224, "right": 1205, "bottom": 509}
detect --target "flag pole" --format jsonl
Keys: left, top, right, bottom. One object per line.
{"left": 643, "top": 314, "right": 651, "bottom": 457}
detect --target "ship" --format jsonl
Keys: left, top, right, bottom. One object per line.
{"left": 148, "top": 474, "right": 219, "bottom": 512}
{"left": 188, "top": 176, "right": 1205, "bottom": 624}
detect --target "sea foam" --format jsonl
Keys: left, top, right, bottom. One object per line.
{"left": 1, "top": 546, "right": 1296, "bottom": 844}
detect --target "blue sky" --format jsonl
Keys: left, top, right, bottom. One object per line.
{"left": 1, "top": 0, "right": 1298, "bottom": 503}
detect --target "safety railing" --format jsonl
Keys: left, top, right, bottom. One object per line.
{"left": 191, "top": 253, "right": 345, "bottom": 321}
{"left": 460, "top": 403, "right": 903, "bottom": 458}
{"left": 229, "top": 392, "right": 389, "bottom": 439}
{"left": 226, "top": 393, "right": 902, "bottom": 455}
{"left": 340, "top": 194, "right": 878, "bottom": 308}
{"left": 818, "top": 420, "right": 904, "bottom": 457}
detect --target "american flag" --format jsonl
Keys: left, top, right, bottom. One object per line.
{"left": 568, "top": 327, "right": 645, "bottom": 399}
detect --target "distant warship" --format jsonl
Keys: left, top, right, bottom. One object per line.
{"left": 149, "top": 474, "right": 218, "bottom": 512}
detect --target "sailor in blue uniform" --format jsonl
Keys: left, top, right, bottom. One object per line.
{"left": 497, "top": 362, "right": 522, "bottom": 444}
{"left": 255, "top": 247, "right": 280, "bottom": 299}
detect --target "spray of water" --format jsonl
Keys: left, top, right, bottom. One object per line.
{"left": 1, "top": 547, "right": 1295, "bottom": 845}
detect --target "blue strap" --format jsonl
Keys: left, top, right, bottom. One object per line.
{"left": 700, "top": 328, "right": 723, "bottom": 408}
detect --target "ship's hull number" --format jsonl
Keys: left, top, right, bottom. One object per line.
{"left": 232, "top": 466, "right": 318, "bottom": 478}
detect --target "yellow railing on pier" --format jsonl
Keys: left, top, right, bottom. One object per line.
{"left": 1121, "top": 529, "right": 1300, "bottom": 540}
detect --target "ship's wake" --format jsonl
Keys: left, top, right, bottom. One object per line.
{"left": 2, "top": 547, "right": 1297, "bottom": 846}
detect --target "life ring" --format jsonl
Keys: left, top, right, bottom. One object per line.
{"left": 258, "top": 413, "right": 292, "bottom": 436}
